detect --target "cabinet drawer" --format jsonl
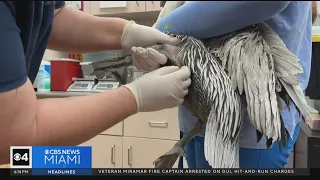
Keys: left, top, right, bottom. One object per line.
{"left": 124, "top": 107, "right": 179, "bottom": 140}
{"left": 80, "top": 135, "right": 123, "bottom": 168}
{"left": 90, "top": 1, "right": 146, "bottom": 16}
{"left": 101, "top": 122, "right": 123, "bottom": 136}
{"left": 122, "top": 137, "right": 179, "bottom": 168}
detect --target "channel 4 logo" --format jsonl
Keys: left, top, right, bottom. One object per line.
{"left": 10, "top": 146, "right": 32, "bottom": 168}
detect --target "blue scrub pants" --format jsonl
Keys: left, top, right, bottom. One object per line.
{"left": 182, "top": 123, "right": 300, "bottom": 168}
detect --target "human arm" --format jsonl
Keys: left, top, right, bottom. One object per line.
{"left": 48, "top": 3, "right": 180, "bottom": 54}
{"left": 48, "top": 4, "right": 127, "bottom": 53}
{"left": 0, "top": 70, "right": 190, "bottom": 165}
{"left": 156, "top": 1, "right": 290, "bottom": 38}
{"left": 0, "top": 67, "right": 190, "bottom": 164}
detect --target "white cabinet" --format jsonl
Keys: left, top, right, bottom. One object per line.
{"left": 79, "top": 108, "right": 182, "bottom": 168}
{"left": 37, "top": 93, "right": 182, "bottom": 168}
{"left": 81, "top": 1, "right": 162, "bottom": 20}
{"left": 90, "top": 1, "right": 146, "bottom": 16}
{"left": 80, "top": 135, "right": 123, "bottom": 168}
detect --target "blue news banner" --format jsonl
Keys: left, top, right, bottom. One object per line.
{"left": 10, "top": 146, "right": 92, "bottom": 175}
{"left": 8, "top": 146, "right": 311, "bottom": 176}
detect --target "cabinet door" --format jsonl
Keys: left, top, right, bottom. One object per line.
{"left": 123, "top": 137, "right": 180, "bottom": 168}
{"left": 80, "top": 135, "right": 122, "bottom": 168}
{"left": 90, "top": 1, "right": 146, "bottom": 16}
{"left": 146, "top": 1, "right": 162, "bottom": 12}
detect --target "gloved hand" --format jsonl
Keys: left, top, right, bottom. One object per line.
{"left": 120, "top": 21, "right": 181, "bottom": 55}
{"left": 131, "top": 46, "right": 168, "bottom": 70}
{"left": 129, "top": 19, "right": 168, "bottom": 70}
{"left": 129, "top": 1, "right": 186, "bottom": 70}
{"left": 123, "top": 66, "right": 191, "bottom": 112}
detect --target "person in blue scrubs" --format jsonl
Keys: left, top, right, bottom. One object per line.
{"left": 135, "top": 1, "right": 314, "bottom": 168}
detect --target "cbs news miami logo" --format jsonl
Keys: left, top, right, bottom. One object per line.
{"left": 10, "top": 146, "right": 92, "bottom": 169}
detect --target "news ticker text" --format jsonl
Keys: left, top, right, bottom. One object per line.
{"left": 6, "top": 168, "right": 309, "bottom": 176}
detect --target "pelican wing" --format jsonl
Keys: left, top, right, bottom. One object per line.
{"left": 206, "top": 25, "right": 282, "bottom": 144}
{"left": 258, "top": 23, "right": 311, "bottom": 123}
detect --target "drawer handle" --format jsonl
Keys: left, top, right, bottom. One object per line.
{"left": 128, "top": 146, "right": 133, "bottom": 166}
{"left": 148, "top": 121, "right": 168, "bottom": 128}
{"left": 136, "top": 1, "right": 139, "bottom": 6}
{"left": 111, "top": 145, "right": 115, "bottom": 164}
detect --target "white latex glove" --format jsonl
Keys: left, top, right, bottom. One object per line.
{"left": 131, "top": 46, "right": 168, "bottom": 70}
{"left": 120, "top": 21, "right": 181, "bottom": 55}
{"left": 123, "top": 66, "right": 191, "bottom": 112}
